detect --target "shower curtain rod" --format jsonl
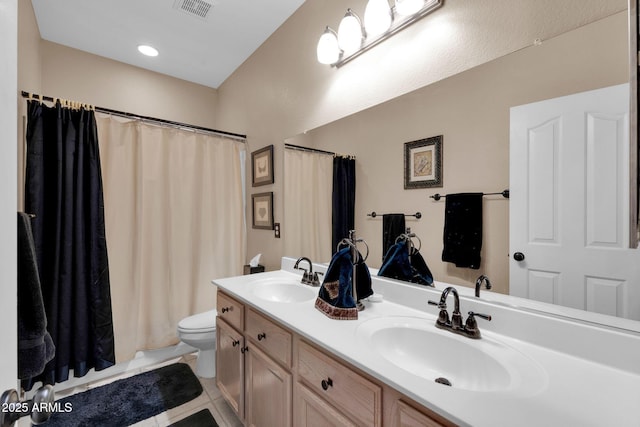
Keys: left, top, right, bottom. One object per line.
{"left": 21, "top": 91, "right": 247, "bottom": 142}
{"left": 284, "top": 143, "right": 355, "bottom": 159}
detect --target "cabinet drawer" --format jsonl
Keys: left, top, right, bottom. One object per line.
{"left": 297, "top": 340, "right": 382, "bottom": 427}
{"left": 217, "top": 291, "right": 244, "bottom": 331}
{"left": 246, "top": 308, "right": 292, "bottom": 367}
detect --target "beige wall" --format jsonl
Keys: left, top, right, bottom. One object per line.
{"left": 217, "top": 0, "right": 627, "bottom": 273}
{"left": 38, "top": 41, "right": 218, "bottom": 129}
{"left": 17, "top": 0, "right": 219, "bottom": 207}
{"left": 295, "top": 12, "right": 629, "bottom": 293}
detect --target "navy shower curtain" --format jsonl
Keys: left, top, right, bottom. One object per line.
{"left": 332, "top": 156, "right": 356, "bottom": 253}
{"left": 24, "top": 100, "right": 115, "bottom": 389}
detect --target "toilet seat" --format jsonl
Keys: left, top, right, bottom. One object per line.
{"left": 178, "top": 309, "right": 217, "bottom": 333}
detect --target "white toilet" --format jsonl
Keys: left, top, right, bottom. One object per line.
{"left": 177, "top": 309, "right": 217, "bottom": 378}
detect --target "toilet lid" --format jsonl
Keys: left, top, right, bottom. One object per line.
{"left": 178, "top": 309, "right": 217, "bottom": 331}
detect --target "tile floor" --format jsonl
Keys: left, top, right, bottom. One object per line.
{"left": 24, "top": 353, "right": 243, "bottom": 427}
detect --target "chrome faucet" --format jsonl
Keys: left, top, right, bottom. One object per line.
{"left": 475, "top": 274, "right": 492, "bottom": 297}
{"left": 294, "top": 257, "right": 322, "bottom": 286}
{"left": 428, "top": 286, "right": 491, "bottom": 339}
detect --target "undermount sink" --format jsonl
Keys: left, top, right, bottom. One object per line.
{"left": 251, "top": 278, "right": 317, "bottom": 303}
{"left": 356, "top": 316, "right": 547, "bottom": 395}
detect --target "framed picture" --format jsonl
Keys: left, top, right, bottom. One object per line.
{"left": 251, "top": 145, "right": 274, "bottom": 187}
{"left": 252, "top": 192, "right": 274, "bottom": 229}
{"left": 404, "top": 135, "right": 443, "bottom": 189}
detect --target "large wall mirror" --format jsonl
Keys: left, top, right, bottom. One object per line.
{"left": 284, "top": 4, "right": 639, "bottom": 331}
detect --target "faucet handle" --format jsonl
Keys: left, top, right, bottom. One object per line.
{"left": 468, "top": 311, "right": 492, "bottom": 322}
{"left": 311, "top": 271, "right": 324, "bottom": 286}
{"left": 464, "top": 311, "right": 492, "bottom": 338}
{"left": 428, "top": 299, "right": 445, "bottom": 309}
{"left": 296, "top": 268, "right": 309, "bottom": 284}
{"left": 428, "top": 300, "right": 449, "bottom": 326}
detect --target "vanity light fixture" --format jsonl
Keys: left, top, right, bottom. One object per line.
{"left": 337, "top": 9, "right": 365, "bottom": 56}
{"left": 317, "top": 27, "right": 341, "bottom": 64}
{"left": 316, "top": 0, "right": 442, "bottom": 67}
{"left": 395, "top": 0, "right": 425, "bottom": 16}
{"left": 137, "top": 44, "right": 159, "bottom": 57}
{"left": 364, "top": 0, "right": 392, "bottom": 38}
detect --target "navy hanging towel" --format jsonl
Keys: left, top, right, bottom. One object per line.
{"left": 315, "top": 245, "right": 373, "bottom": 320}
{"left": 441, "top": 193, "right": 483, "bottom": 269}
{"left": 382, "top": 214, "right": 405, "bottom": 261}
{"left": 379, "top": 240, "right": 434, "bottom": 286}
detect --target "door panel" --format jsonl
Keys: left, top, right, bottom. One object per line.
{"left": 510, "top": 84, "right": 640, "bottom": 320}
{"left": 0, "top": 0, "right": 18, "bottom": 393}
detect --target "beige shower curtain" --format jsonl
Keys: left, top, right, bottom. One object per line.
{"left": 283, "top": 148, "right": 333, "bottom": 263}
{"left": 97, "top": 115, "right": 246, "bottom": 362}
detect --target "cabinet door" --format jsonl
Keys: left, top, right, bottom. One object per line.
{"left": 294, "top": 383, "right": 357, "bottom": 427}
{"left": 216, "top": 318, "right": 245, "bottom": 420}
{"left": 245, "top": 344, "right": 292, "bottom": 427}
{"left": 394, "top": 400, "right": 448, "bottom": 427}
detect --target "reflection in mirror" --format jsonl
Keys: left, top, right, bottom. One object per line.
{"left": 284, "top": 10, "right": 638, "bottom": 327}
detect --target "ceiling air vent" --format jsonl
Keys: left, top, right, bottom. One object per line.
{"left": 173, "top": 0, "right": 213, "bottom": 20}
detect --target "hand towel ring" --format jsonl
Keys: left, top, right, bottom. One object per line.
{"left": 395, "top": 233, "right": 422, "bottom": 252}
{"left": 337, "top": 238, "right": 369, "bottom": 263}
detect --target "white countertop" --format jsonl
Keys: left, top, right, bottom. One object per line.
{"left": 213, "top": 259, "right": 640, "bottom": 427}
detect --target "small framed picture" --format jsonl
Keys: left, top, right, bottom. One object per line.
{"left": 252, "top": 192, "right": 274, "bottom": 230}
{"left": 251, "top": 145, "right": 274, "bottom": 187}
{"left": 404, "top": 135, "right": 443, "bottom": 189}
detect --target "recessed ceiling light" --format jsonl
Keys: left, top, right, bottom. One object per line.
{"left": 137, "top": 45, "right": 159, "bottom": 57}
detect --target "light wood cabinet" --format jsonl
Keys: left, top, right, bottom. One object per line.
{"left": 297, "top": 340, "right": 382, "bottom": 427}
{"left": 215, "top": 289, "right": 455, "bottom": 427}
{"left": 217, "top": 291, "right": 244, "bottom": 331}
{"left": 246, "top": 308, "right": 292, "bottom": 367}
{"left": 294, "top": 383, "right": 357, "bottom": 427}
{"left": 216, "top": 318, "right": 244, "bottom": 419}
{"left": 393, "top": 400, "right": 449, "bottom": 427}
{"left": 216, "top": 291, "right": 292, "bottom": 427}
{"left": 245, "top": 344, "right": 292, "bottom": 427}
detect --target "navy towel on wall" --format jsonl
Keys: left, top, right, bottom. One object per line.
{"left": 441, "top": 193, "right": 483, "bottom": 269}
{"left": 382, "top": 214, "right": 405, "bottom": 261}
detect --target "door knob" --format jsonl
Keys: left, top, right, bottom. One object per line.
{"left": 513, "top": 252, "right": 525, "bottom": 261}
{"left": 0, "top": 385, "right": 55, "bottom": 427}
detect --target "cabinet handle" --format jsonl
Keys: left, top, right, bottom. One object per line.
{"left": 232, "top": 340, "right": 240, "bottom": 347}
{"left": 221, "top": 306, "right": 231, "bottom": 313}
{"left": 241, "top": 346, "right": 249, "bottom": 354}
{"left": 257, "top": 332, "right": 266, "bottom": 341}
{"left": 321, "top": 378, "right": 333, "bottom": 391}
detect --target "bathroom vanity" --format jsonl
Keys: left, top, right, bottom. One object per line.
{"left": 213, "top": 257, "right": 640, "bottom": 427}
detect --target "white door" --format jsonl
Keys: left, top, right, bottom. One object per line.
{"left": 0, "top": 0, "right": 19, "bottom": 393}
{"left": 510, "top": 84, "right": 640, "bottom": 320}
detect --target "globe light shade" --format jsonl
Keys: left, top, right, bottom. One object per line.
{"left": 317, "top": 27, "right": 340, "bottom": 65}
{"left": 364, "top": 0, "right": 392, "bottom": 38}
{"left": 395, "top": 0, "right": 425, "bottom": 16}
{"left": 337, "top": 9, "right": 364, "bottom": 56}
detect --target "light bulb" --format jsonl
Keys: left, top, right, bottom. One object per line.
{"left": 337, "top": 9, "right": 364, "bottom": 56}
{"left": 316, "top": 27, "right": 340, "bottom": 65}
{"left": 395, "top": 0, "right": 425, "bottom": 16}
{"left": 364, "top": 0, "right": 392, "bottom": 38}
{"left": 137, "top": 45, "right": 159, "bottom": 57}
